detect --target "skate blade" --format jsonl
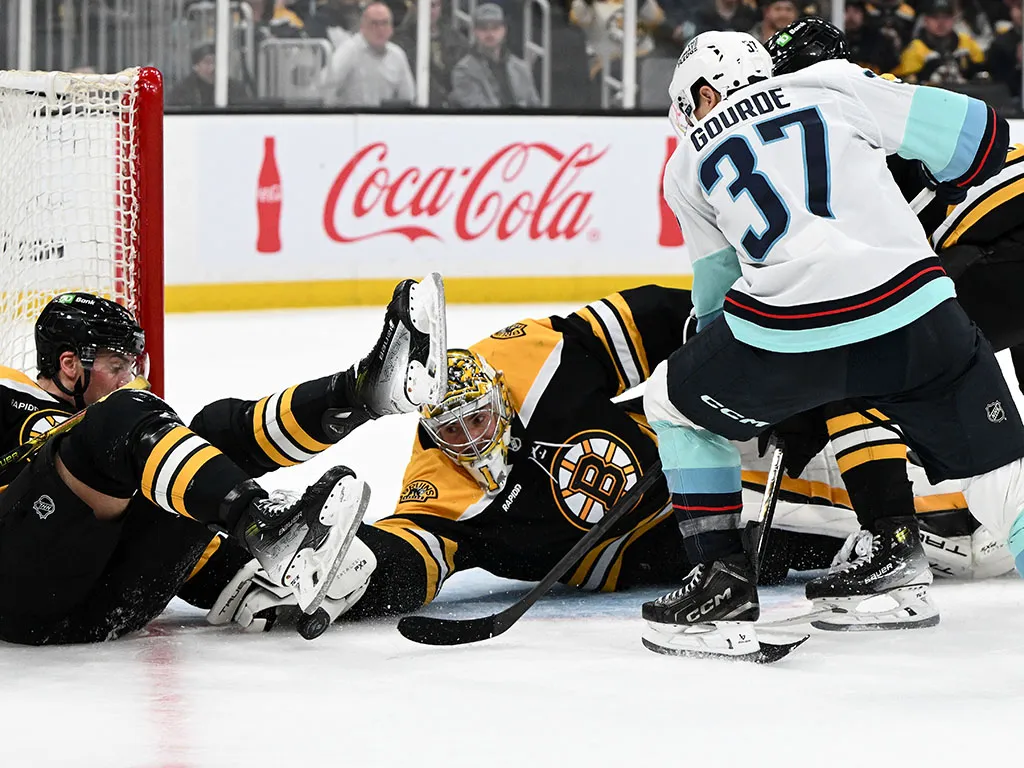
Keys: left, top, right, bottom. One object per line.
{"left": 406, "top": 272, "right": 447, "bottom": 407}
{"left": 289, "top": 478, "right": 371, "bottom": 614}
{"left": 808, "top": 588, "right": 940, "bottom": 632}
{"left": 641, "top": 635, "right": 807, "bottom": 664}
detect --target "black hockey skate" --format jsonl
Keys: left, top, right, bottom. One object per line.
{"left": 353, "top": 272, "right": 447, "bottom": 417}
{"left": 805, "top": 516, "right": 939, "bottom": 631}
{"left": 242, "top": 466, "right": 370, "bottom": 618}
{"left": 641, "top": 554, "right": 805, "bottom": 663}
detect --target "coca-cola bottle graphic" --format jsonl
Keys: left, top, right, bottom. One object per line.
{"left": 658, "top": 136, "right": 684, "bottom": 247}
{"left": 256, "top": 136, "right": 282, "bottom": 254}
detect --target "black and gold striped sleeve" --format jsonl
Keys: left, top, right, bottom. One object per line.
{"left": 557, "top": 285, "right": 694, "bottom": 397}
{"left": 933, "top": 145, "right": 1024, "bottom": 250}
{"left": 189, "top": 375, "right": 339, "bottom": 477}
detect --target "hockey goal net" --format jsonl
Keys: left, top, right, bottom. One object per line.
{"left": 0, "top": 67, "right": 164, "bottom": 395}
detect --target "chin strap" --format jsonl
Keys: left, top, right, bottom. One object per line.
{"left": 53, "top": 370, "right": 90, "bottom": 410}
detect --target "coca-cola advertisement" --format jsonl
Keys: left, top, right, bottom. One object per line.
{"left": 166, "top": 115, "right": 692, "bottom": 296}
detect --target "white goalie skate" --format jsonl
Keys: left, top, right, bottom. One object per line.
{"left": 356, "top": 272, "right": 448, "bottom": 416}
{"left": 805, "top": 518, "right": 940, "bottom": 631}
{"left": 244, "top": 467, "right": 371, "bottom": 619}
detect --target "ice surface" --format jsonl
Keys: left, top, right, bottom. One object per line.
{"left": 3, "top": 304, "right": 1024, "bottom": 768}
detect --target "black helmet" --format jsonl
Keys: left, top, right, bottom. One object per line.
{"left": 767, "top": 17, "right": 851, "bottom": 76}
{"left": 35, "top": 292, "right": 145, "bottom": 378}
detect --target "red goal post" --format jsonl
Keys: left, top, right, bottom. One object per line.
{"left": 0, "top": 66, "right": 164, "bottom": 396}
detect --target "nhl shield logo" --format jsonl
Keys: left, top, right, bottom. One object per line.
{"left": 986, "top": 401, "right": 1006, "bottom": 424}
{"left": 33, "top": 495, "right": 56, "bottom": 520}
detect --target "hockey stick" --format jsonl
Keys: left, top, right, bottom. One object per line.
{"left": 397, "top": 459, "right": 663, "bottom": 646}
{"left": 0, "top": 376, "right": 150, "bottom": 474}
{"left": 754, "top": 439, "right": 786, "bottom": 577}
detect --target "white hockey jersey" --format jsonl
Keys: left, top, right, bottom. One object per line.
{"left": 664, "top": 59, "right": 1003, "bottom": 353}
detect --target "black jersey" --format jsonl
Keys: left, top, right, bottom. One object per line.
{"left": 0, "top": 366, "right": 75, "bottom": 493}
{"left": 353, "top": 286, "right": 695, "bottom": 615}
{"left": 888, "top": 144, "right": 1024, "bottom": 250}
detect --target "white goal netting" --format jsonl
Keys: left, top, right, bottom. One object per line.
{"left": 0, "top": 68, "right": 144, "bottom": 380}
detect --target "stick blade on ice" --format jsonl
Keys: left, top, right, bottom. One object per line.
{"left": 397, "top": 614, "right": 502, "bottom": 646}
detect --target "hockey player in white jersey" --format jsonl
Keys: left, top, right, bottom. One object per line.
{"left": 643, "top": 30, "right": 1024, "bottom": 660}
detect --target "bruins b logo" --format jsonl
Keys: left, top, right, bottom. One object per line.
{"left": 491, "top": 323, "right": 527, "bottom": 340}
{"left": 19, "top": 410, "right": 71, "bottom": 443}
{"left": 399, "top": 480, "right": 439, "bottom": 504}
{"left": 549, "top": 430, "right": 641, "bottom": 530}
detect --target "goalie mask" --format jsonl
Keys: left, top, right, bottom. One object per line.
{"left": 420, "top": 349, "right": 513, "bottom": 494}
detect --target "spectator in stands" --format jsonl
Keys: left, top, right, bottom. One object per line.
{"left": 315, "top": 2, "right": 416, "bottom": 106}
{"left": 394, "top": 0, "right": 469, "bottom": 106}
{"left": 450, "top": 4, "right": 540, "bottom": 107}
{"left": 307, "top": 0, "right": 364, "bottom": 47}
{"left": 749, "top": 0, "right": 798, "bottom": 42}
{"left": 988, "top": 0, "right": 1023, "bottom": 96}
{"left": 865, "top": 0, "right": 916, "bottom": 51}
{"left": 249, "top": 0, "right": 308, "bottom": 39}
{"left": 569, "top": 0, "right": 663, "bottom": 104}
{"left": 895, "top": 0, "right": 986, "bottom": 84}
{"left": 958, "top": 0, "right": 995, "bottom": 49}
{"left": 167, "top": 42, "right": 252, "bottom": 107}
{"left": 691, "top": 0, "right": 759, "bottom": 36}
{"left": 844, "top": 0, "right": 901, "bottom": 72}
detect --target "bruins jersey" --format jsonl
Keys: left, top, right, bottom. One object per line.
{"left": 888, "top": 144, "right": 1024, "bottom": 251}
{"left": 350, "top": 286, "right": 695, "bottom": 617}
{"left": 0, "top": 366, "right": 75, "bottom": 493}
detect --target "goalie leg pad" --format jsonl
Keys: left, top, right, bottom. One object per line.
{"left": 207, "top": 536, "right": 377, "bottom": 632}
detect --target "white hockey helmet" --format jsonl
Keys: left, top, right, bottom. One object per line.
{"left": 668, "top": 31, "right": 774, "bottom": 128}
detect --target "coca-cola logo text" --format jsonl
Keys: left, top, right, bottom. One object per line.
{"left": 322, "top": 142, "right": 607, "bottom": 244}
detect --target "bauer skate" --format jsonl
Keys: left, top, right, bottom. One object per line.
{"left": 354, "top": 272, "right": 447, "bottom": 416}
{"left": 641, "top": 553, "right": 806, "bottom": 663}
{"left": 805, "top": 516, "right": 939, "bottom": 631}
{"left": 242, "top": 466, "right": 370, "bottom": 630}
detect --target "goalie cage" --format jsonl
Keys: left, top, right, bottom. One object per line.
{"left": 0, "top": 66, "right": 164, "bottom": 395}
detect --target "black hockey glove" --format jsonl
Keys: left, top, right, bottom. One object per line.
{"left": 757, "top": 406, "right": 829, "bottom": 479}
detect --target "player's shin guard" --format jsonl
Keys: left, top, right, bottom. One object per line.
{"left": 348, "top": 272, "right": 447, "bottom": 417}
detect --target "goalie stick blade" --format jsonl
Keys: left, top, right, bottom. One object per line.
{"left": 397, "top": 614, "right": 503, "bottom": 646}
{"left": 641, "top": 635, "right": 808, "bottom": 664}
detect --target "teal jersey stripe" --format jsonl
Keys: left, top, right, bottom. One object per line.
{"left": 664, "top": 466, "right": 742, "bottom": 495}
{"left": 898, "top": 88, "right": 979, "bottom": 183}
{"left": 692, "top": 246, "right": 741, "bottom": 322}
{"left": 724, "top": 276, "right": 955, "bottom": 352}
{"left": 650, "top": 421, "right": 741, "bottom": 472}
{"left": 945, "top": 97, "right": 990, "bottom": 182}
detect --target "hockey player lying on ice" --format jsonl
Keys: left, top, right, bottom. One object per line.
{"left": 209, "top": 286, "right": 1014, "bottom": 634}
{"left": 0, "top": 276, "right": 447, "bottom": 645}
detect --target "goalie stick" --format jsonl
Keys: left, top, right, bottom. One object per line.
{"left": 397, "top": 459, "right": 665, "bottom": 646}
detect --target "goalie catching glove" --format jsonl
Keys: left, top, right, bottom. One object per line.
{"left": 208, "top": 536, "right": 377, "bottom": 632}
